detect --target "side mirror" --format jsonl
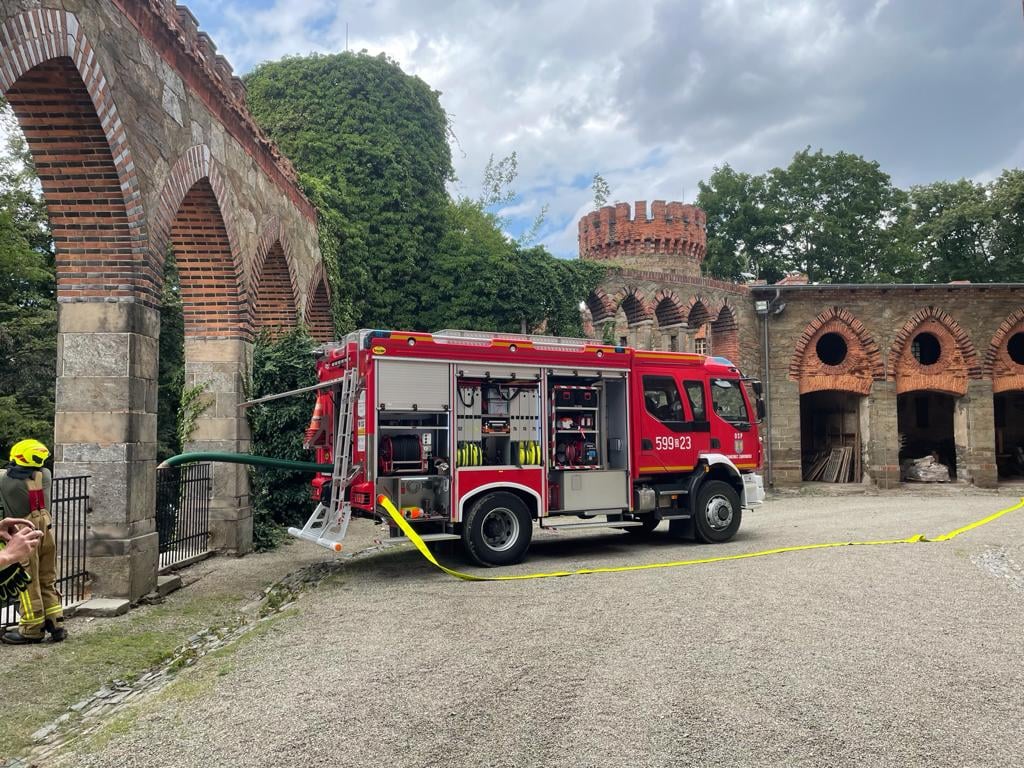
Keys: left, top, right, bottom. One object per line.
{"left": 751, "top": 380, "right": 763, "bottom": 397}
{"left": 756, "top": 398, "right": 766, "bottom": 422}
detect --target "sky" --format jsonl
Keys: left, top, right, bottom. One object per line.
{"left": 186, "top": 0, "right": 1023, "bottom": 257}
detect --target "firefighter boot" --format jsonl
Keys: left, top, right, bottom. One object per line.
{"left": 45, "top": 617, "right": 67, "bottom": 642}
{"left": 1, "top": 627, "right": 45, "bottom": 644}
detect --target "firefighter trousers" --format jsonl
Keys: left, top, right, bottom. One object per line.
{"left": 18, "top": 508, "right": 62, "bottom": 638}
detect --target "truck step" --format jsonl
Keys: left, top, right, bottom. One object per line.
{"left": 392, "top": 532, "right": 461, "bottom": 542}
{"left": 540, "top": 519, "right": 643, "bottom": 530}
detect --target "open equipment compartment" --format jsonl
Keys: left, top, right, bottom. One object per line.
{"left": 547, "top": 373, "right": 630, "bottom": 513}
{"left": 456, "top": 376, "right": 542, "bottom": 467}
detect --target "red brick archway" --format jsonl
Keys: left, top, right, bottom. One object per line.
{"left": 0, "top": 9, "right": 148, "bottom": 304}
{"left": 789, "top": 307, "right": 883, "bottom": 395}
{"left": 711, "top": 304, "right": 740, "bottom": 363}
{"left": 684, "top": 296, "right": 711, "bottom": 329}
{"left": 617, "top": 287, "right": 652, "bottom": 326}
{"left": 654, "top": 289, "right": 684, "bottom": 327}
{"left": 986, "top": 307, "right": 1024, "bottom": 394}
{"left": 889, "top": 307, "right": 979, "bottom": 396}
{"left": 252, "top": 218, "right": 299, "bottom": 335}
{"left": 305, "top": 265, "right": 334, "bottom": 342}
{"left": 154, "top": 146, "right": 249, "bottom": 340}
{"left": 585, "top": 287, "right": 615, "bottom": 323}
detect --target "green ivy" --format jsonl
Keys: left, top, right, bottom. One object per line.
{"left": 247, "top": 327, "right": 318, "bottom": 550}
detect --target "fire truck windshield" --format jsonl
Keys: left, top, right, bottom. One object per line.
{"left": 710, "top": 378, "right": 751, "bottom": 425}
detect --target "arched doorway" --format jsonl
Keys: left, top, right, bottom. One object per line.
{"left": 305, "top": 273, "right": 334, "bottom": 343}
{"left": 890, "top": 308, "right": 978, "bottom": 483}
{"left": 789, "top": 307, "right": 882, "bottom": 483}
{"left": 711, "top": 305, "right": 739, "bottom": 362}
{"left": 153, "top": 147, "right": 251, "bottom": 553}
{"left": 987, "top": 310, "right": 1024, "bottom": 480}
{"left": 800, "top": 390, "right": 865, "bottom": 482}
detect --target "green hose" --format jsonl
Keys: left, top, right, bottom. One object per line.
{"left": 158, "top": 452, "right": 332, "bottom": 473}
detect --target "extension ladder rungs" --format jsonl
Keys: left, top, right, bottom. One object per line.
{"left": 539, "top": 519, "right": 643, "bottom": 530}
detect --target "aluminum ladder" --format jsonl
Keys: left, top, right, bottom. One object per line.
{"left": 288, "top": 365, "right": 361, "bottom": 551}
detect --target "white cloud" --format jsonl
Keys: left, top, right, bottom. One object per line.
{"left": 190, "top": 0, "right": 1024, "bottom": 256}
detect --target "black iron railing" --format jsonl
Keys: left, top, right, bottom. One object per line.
{"left": 156, "top": 463, "right": 211, "bottom": 570}
{"left": 1, "top": 474, "right": 90, "bottom": 629}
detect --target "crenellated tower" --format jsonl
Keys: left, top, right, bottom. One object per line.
{"left": 578, "top": 200, "right": 706, "bottom": 277}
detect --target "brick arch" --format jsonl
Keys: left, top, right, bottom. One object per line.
{"left": 154, "top": 145, "right": 249, "bottom": 339}
{"left": 788, "top": 307, "right": 883, "bottom": 395}
{"left": 585, "top": 287, "right": 616, "bottom": 323}
{"left": 711, "top": 303, "right": 740, "bottom": 363}
{"left": 305, "top": 264, "right": 334, "bottom": 342}
{"left": 252, "top": 217, "right": 299, "bottom": 335}
{"left": 889, "top": 307, "right": 980, "bottom": 396}
{"left": 653, "top": 289, "right": 684, "bottom": 327}
{"left": 0, "top": 9, "right": 150, "bottom": 303}
{"left": 615, "top": 287, "right": 653, "bottom": 326}
{"left": 685, "top": 296, "right": 711, "bottom": 328}
{"left": 986, "top": 307, "right": 1024, "bottom": 394}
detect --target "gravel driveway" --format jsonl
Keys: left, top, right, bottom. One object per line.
{"left": 57, "top": 492, "right": 1024, "bottom": 768}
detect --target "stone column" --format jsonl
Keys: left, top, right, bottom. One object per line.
{"left": 769, "top": 379, "right": 803, "bottom": 485}
{"left": 183, "top": 338, "right": 252, "bottom": 555}
{"left": 632, "top": 320, "right": 655, "bottom": 350}
{"left": 959, "top": 380, "right": 997, "bottom": 487}
{"left": 54, "top": 303, "right": 159, "bottom": 602}
{"left": 867, "top": 380, "right": 901, "bottom": 489}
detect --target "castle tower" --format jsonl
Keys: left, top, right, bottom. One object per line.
{"left": 578, "top": 200, "right": 706, "bottom": 278}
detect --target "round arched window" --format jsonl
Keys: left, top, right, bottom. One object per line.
{"left": 911, "top": 332, "right": 941, "bottom": 365}
{"left": 815, "top": 332, "right": 848, "bottom": 366}
{"left": 1008, "top": 332, "right": 1024, "bottom": 365}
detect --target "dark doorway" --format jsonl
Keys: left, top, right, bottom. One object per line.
{"left": 995, "top": 391, "right": 1024, "bottom": 479}
{"left": 800, "top": 390, "right": 863, "bottom": 482}
{"left": 897, "top": 391, "right": 957, "bottom": 480}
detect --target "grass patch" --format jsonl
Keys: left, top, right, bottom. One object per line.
{"left": 0, "top": 595, "right": 268, "bottom": 758}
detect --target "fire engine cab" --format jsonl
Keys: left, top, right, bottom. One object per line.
{"left": 294, "top": 328, "right": 766, "bottom": 566}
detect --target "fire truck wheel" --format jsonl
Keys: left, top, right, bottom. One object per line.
{"left": 692, "top": 480, "right": 741, "bottom": 543}
{"left": 462, "top": 492, "right": 533, "bottom": 567}
{"left": 624, "top": 515, "right": 660, "bottom": 535}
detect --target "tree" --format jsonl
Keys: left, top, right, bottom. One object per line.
{"left": 699, "top": 150, "right": 921, "bottom": 284}
{"left": 592, "top": 173, "right": 610, "bottom": 210}
{"left": 245, "top": 52, "right": 454, "bottom": 331}
{"left": 697, "top": 164, "right": 782, "bottom": 282}
{"left": 767, "top": 149, "right": 915, "bottom": 283}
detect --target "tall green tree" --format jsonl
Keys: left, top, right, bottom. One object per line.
{"left": 698, "top": 164, "right": 783, "bottom": 282}
{"left": 699, "top": 150, "right": 920, "bottom": 284}
{"left": 0, "top": 104, "right": 56, "bottom": 456}
{"left": 245, "top": 52, "right": 454, "bottom": 331}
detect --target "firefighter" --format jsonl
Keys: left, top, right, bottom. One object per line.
{"left": 0, "top": 439, "right": 65, "bottom": 644}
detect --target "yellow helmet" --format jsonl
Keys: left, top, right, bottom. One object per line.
{"left": 10, "top": 439, "right": 49, "bottom": 468}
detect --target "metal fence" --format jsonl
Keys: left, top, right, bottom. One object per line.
{"left": 156, "top": 463, "right": 211, "bottom": 570}
{"left": 2, "top": 474, "right": 90, "bottom": 629}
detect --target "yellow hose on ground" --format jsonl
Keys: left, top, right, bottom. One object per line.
{"left": 376, "top": 495, "right": 1024, "bottom": 583}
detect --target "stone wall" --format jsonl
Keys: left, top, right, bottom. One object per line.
{"left": 756, "top": 285, "right": 1024, "bottom": 489}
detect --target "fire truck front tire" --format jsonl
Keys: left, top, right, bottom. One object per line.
{"left": 462, "top": 492, "right": 533, "bottom": 567}
{"left": 692, "top": 480, "right": 741, "bottom": 543}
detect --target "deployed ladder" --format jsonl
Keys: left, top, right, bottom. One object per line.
{"left": 288, "top": 365, "right": 361, "bottom": 551}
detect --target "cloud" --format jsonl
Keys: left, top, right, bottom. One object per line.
{"left": 190, "top": 0, "right": 1024, "bottom": 257}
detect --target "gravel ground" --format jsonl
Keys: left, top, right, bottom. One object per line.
{"left": 55, "top": 492, "right": 1024, "bottom": 768}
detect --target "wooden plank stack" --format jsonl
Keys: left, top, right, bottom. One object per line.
{"left": 803, "top": 446, "right": 855, "bottom": 482}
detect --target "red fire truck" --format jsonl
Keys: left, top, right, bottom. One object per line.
{"left": 293, "top": 328, "right": 766, "bottom": 566}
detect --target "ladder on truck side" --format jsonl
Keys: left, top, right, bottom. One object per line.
{"left": 288, "top": 365, "right": 361, "bottom": 552}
